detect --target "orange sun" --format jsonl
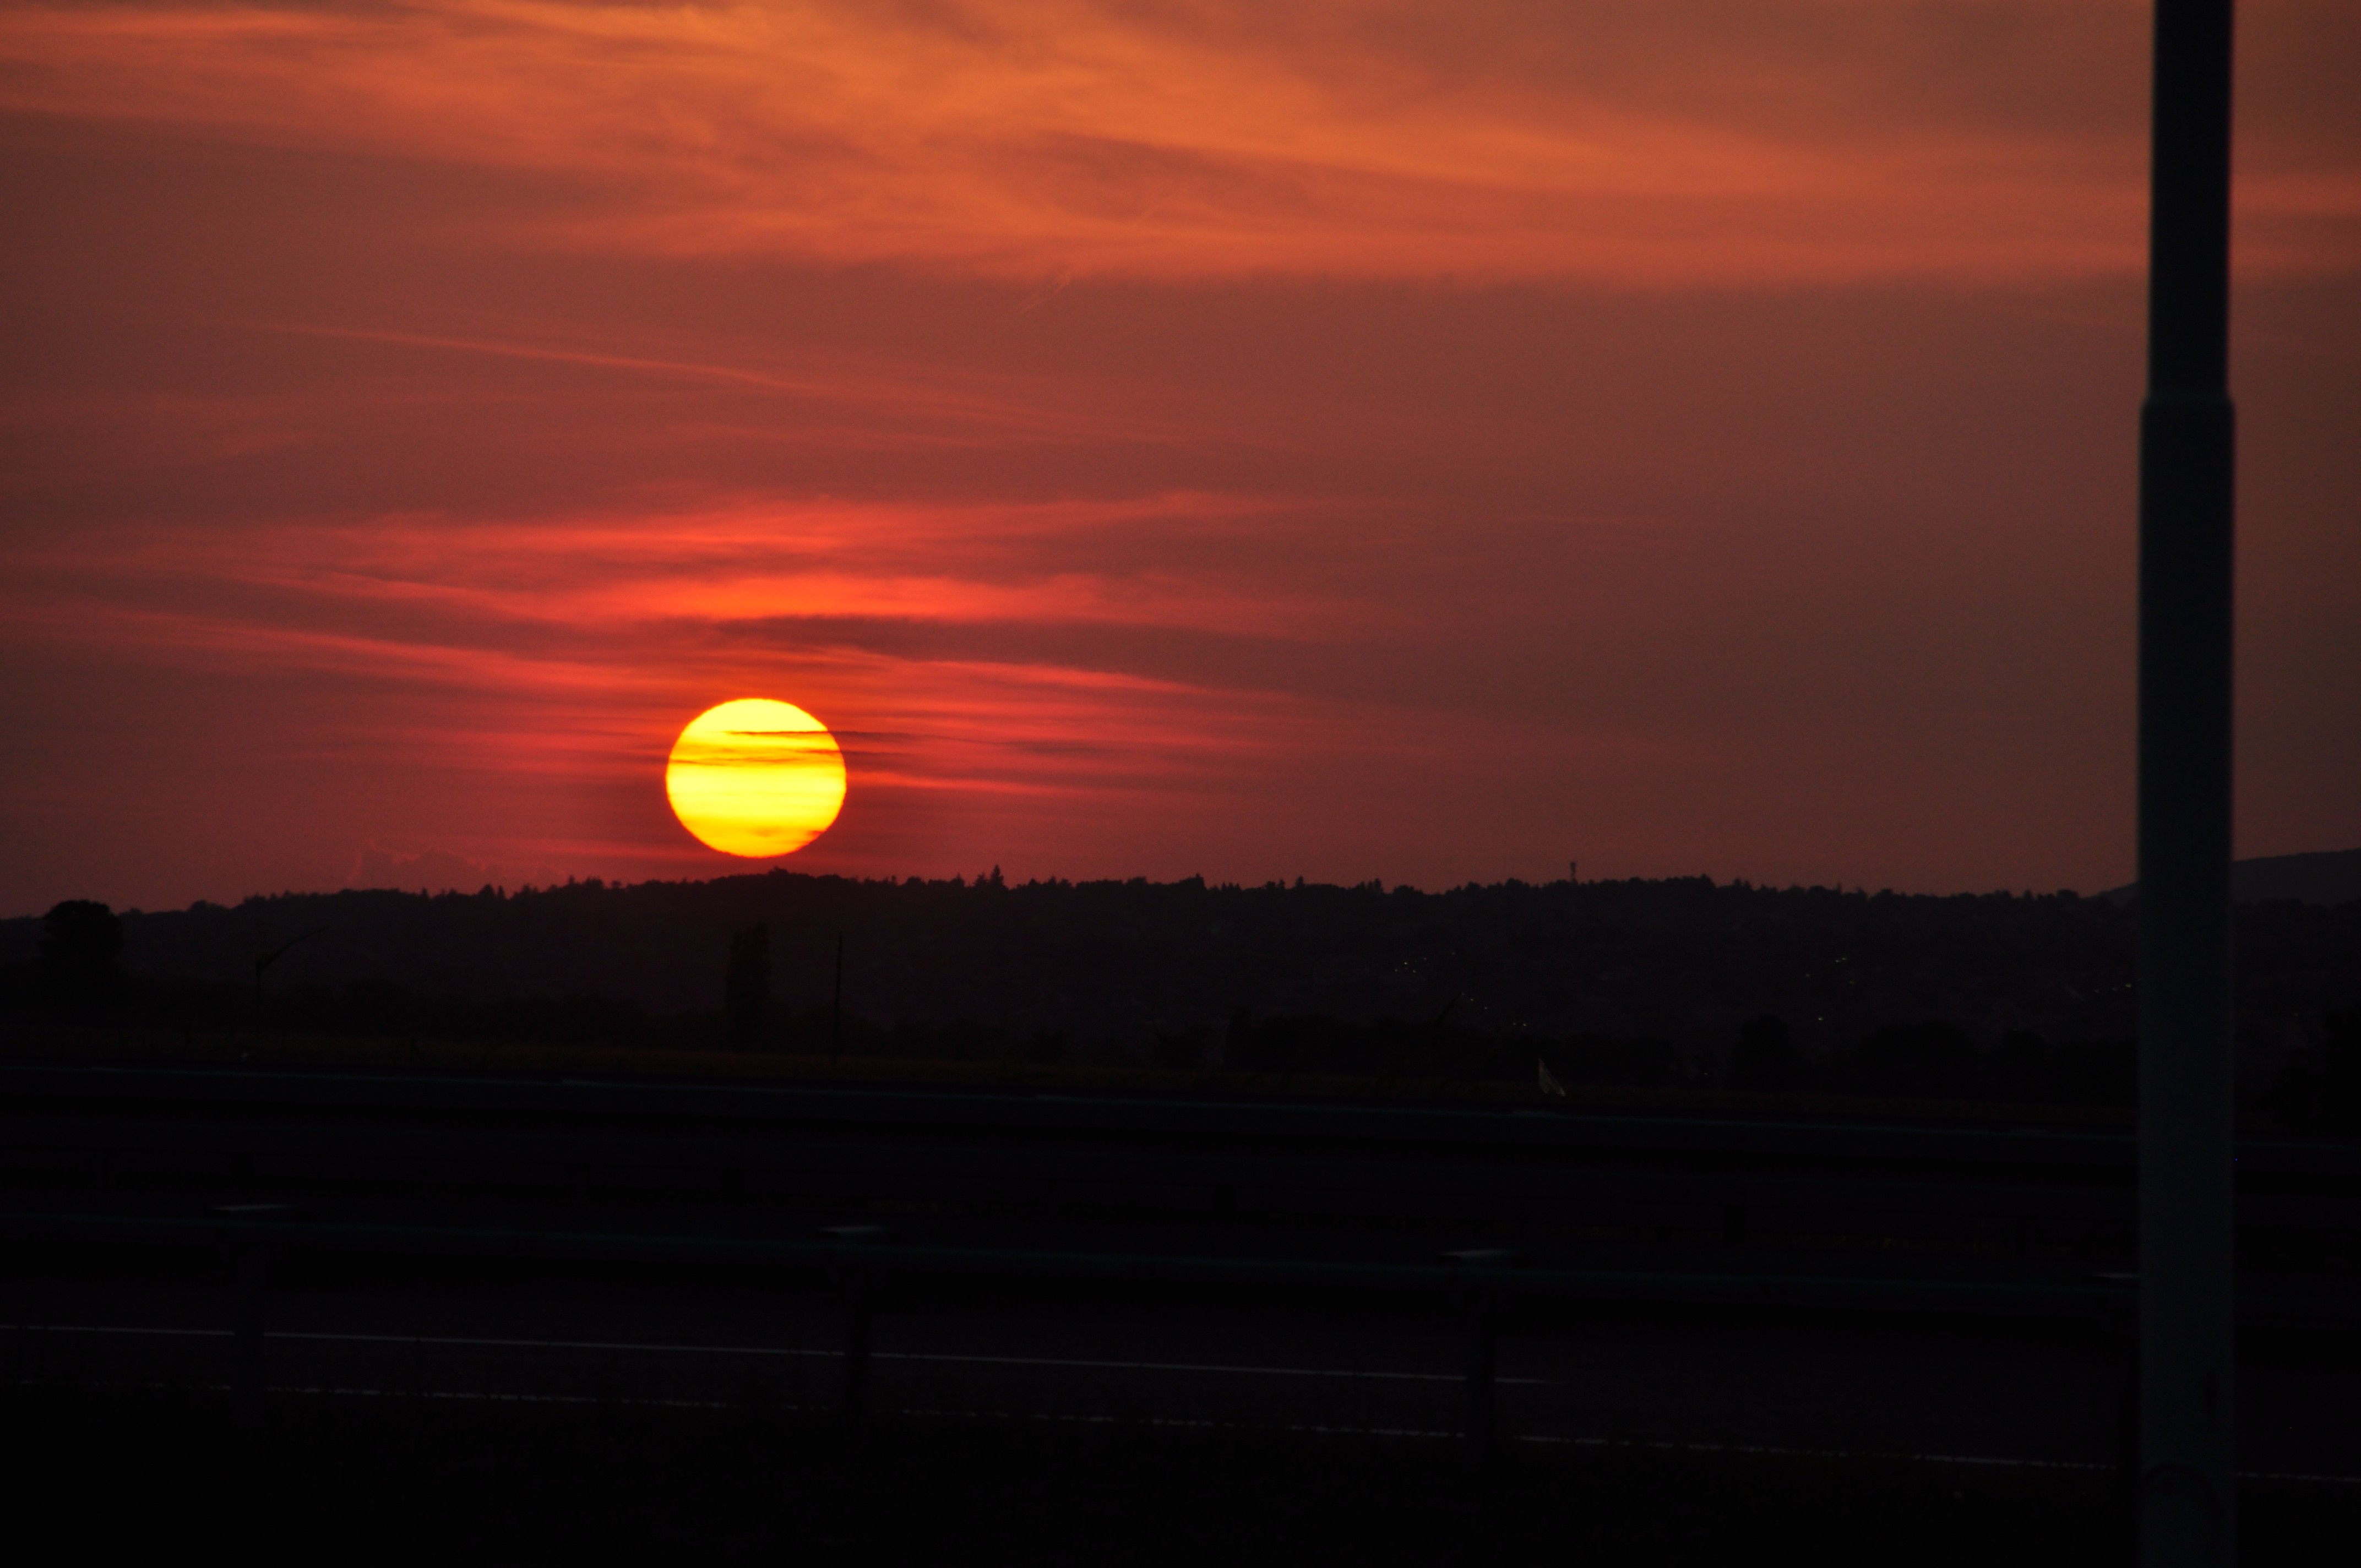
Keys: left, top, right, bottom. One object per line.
{"left": 665, "top": 698, "right": 847, "bottom": 857}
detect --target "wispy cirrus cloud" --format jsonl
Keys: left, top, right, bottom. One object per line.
{"left": 6, "top": 1, "right": 2349, "bottom": 284}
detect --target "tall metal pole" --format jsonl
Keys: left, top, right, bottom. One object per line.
{"left": 2138, "top": 3, "right": 2237, "bottom": 1564}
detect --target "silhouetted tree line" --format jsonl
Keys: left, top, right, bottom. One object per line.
{"left": 4, "top": 870, "right": 2356, "bottom": 1119}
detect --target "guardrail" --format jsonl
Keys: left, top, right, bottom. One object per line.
{"left": 5, "top": 1062, "right": 2357, "bottom": 1278}
{"left": 4, "top": 1061, "right": 2355, "bottom": 1465}
{"left": 0, "top": 1205, "right": 2163, "bottom": 1462}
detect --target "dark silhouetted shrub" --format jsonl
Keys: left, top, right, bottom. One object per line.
{"left": 2271, "top": 1010, "right": 2361, "bottom": 1135}
{"left": 1842, "top": 1020, "right": 1981, "bottom": 1098}
{"left": 1730, "top": 1015, "right": 1804, "bottom": 1091}
{"left": 1549, "top": 1032, "right": 1683, "bottom": 1089}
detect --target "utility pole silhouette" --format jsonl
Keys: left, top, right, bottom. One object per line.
{"left": 830, "top": 930, "right": 845, "bottom": 1065}
{"left": 251, "top": 927, "right": 326, "bottom": 1033}
{"left": 2137, "top": 3, "right": 2236, "bottom": 1564}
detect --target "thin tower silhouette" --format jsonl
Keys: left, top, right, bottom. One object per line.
{"left": 2137, "top": 3, "right": 2237, "bottom": 1564}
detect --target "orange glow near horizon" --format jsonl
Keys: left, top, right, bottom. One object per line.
{"left": 665, "top": 700, "right": 848, "bottom": 858}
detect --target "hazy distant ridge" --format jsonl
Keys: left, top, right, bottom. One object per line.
{"left": 2102, "top": 847, "right": 2361, "bottom": 908}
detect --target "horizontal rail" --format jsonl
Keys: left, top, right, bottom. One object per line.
{"left": 7, "top": 1061, "right": 2351, "bottom": 1180}
{"left": 7, "top": 1065, "right": 2354, "bottom": 1321}
{"left": 0, "top": 1063, "right": 2171, "bottom": 1169}
{"left": 0, "top": 1208, "right": 2238, "bottom": 1324}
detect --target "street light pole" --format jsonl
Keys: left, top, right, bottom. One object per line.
{"left": 2138, "top": 3, "right": 2237, "bottom": 1564}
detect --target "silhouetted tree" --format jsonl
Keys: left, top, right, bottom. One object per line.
{"left": 39, "top": 900, "right": 122, "bottom": 1005}
{"left": 725, "top": 923, "right": 770, "bottom": 1049}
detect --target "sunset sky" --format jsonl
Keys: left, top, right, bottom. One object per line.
{"left": 3, "top": 1, "right": 2355, "bottom": 914}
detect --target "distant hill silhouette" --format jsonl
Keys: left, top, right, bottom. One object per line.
{"left": 2102, "top": 847, "right": 2361, "bottom": 907}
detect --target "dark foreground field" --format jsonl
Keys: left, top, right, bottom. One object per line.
{"left": 3, "top": 1387, "right": 2351, "bottom": 1566}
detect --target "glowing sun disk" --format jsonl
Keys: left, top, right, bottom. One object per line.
{"left": 666, "top": 698, "right": 846, "bottom": 857}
